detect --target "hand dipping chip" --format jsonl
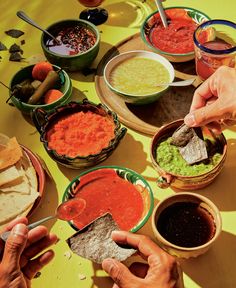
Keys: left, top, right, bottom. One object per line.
{"left": 1, "top": 198, "right": 86, "bottom": 242}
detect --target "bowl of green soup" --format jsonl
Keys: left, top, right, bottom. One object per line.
{"left": 151, "top": 120, "right": 227, "bottom": 190}
{"left": 103, "top": 50, "right": 175, "bottom": 105}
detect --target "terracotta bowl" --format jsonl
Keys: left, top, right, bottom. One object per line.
{"left": 10, "top": 64, "right": 72, "bottom": 115}
{"left": 150, "top": 119, "right": 227, "bottom": 190}
{"left": 32, "top": 100, "right": 127, "bottom": 169}
{"left": 152, "top": 192, "right": 222, "bottom": 258}
{"left": 141, "top": 7, "right": 210, "bottom": 62}
{"left": 63, "top": 165, "right": 154, "bottom": 232}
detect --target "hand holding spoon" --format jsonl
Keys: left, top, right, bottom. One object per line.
{"left": 16, "top": 10, "right": 60, "bottom": 45}
{"left": 0, "top": 198, "right": 86, "bottom": 242}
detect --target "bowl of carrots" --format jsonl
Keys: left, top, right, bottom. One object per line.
{"left": 9, "top": 61, "right": 72, "bottom": 115}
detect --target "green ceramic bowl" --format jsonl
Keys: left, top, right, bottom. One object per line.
{"left": 141, "top": 7, "right": 210, "bottom": 62}
{"left": 103, "top": 50, "right": 175, "bottom": 105}
{"left": 32, "top": 100, "right": 127, "bottom": 169}
{"left": 9, "top": 64, "right": 72, "bottom": 115}
{"left": 41, "top": 19, "right": 100, "bottom": 71}
{"left": 62, "top": 165, "right": 154, "bottom": 232}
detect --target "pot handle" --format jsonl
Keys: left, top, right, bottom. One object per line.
{"left": 156, "top": 173, "right": 174, "bottom": 189}
{"left": 31, "top": 108, "right": 48, "bottom": 133}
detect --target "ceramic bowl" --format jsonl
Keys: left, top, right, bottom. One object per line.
{"left": 150, "top": 119, "right": 227, "bottom": 190}
{"left": 9, "top": 64, "right": 72, "bottom": 115}
{"left": 63, "top": 165, "right": 154, "bottom": 232}
{"left": 41, "top": 19, "right": 100, "bottom": 71}
{"left": 141, "top": 7, "right": 210, "bottom": 62}
{"left": 104, "top": 50, "right": 175, "bottom": 105}
{"left": 152, "top": 192, "right": 222, "bottom": 258}
{"left": 32, "top": 100, "right": 127, "bottom": 169}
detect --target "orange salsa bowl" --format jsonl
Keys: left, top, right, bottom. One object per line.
{"left": 63, "top": 166, "right": 154, "bottom": 232}
{"left": 32, "top": 100, "right": 127, "bottom": 169}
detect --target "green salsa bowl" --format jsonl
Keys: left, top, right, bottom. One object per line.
{"left": 103, "top": 50, "right": 175, "bottom": 105}
{"left": 150, "top": 120, "right": 227, "bottom": 190}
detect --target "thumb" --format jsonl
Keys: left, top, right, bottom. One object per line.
{"left": 102, "top": 258, "right": 141, "bottom": 288}
{"left": 184, "top": 101, "right": 222, "bottom": 127}
{"left": 2, "top": 223, "right": 28, "bottom": 272}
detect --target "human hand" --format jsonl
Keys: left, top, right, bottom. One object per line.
{"left": 102, "top": 231, "right": 182, "bottom": 288}
{"left": 0, "top": 217, "right": 58, "bottom": 288}
{"left": 184, "top": 66, "right": 236, "bottom": 132}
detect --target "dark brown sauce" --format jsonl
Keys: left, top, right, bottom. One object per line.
{"left": 156, "top": 202, "right": 216, "bottom": 247}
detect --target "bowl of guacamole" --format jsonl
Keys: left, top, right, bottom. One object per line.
{"left": 151, "top": 120, "right": 227, "bottom": 190}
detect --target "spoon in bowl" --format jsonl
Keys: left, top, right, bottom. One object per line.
{"left": 155, "top": 0, "right": 168, "bottom": 28}
{"left": 16, "top": 11, "right": 61, "bottom": 45}
{"left": 156, "top": 78, "right": 196, "bottom": 87}
{"left": 0, "top": 198, "right": 86, "bottom": 242}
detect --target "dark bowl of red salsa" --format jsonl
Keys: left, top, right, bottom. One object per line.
{"left": 41, "top": 19, "right": 100, "bottom": 71}
{"left": 62, "top": 166, "right": 154, "bottom": 232}
{"left": 141, "top": 7, "right": 210, "bottom": 62}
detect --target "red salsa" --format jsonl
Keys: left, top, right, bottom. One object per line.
{"left": 148, "top": 9, "right": 198, "bottom": 54}
{"left": 70, "top": 169, "right": 144, "bottom": 231}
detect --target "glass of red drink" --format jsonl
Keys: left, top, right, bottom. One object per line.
{"left": 193, "top": 19, "right": 236, "bottom": 80}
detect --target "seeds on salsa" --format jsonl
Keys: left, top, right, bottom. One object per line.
{"left": 47, "top": 111, "right": 115, "bottom": 157}
{"left": 110, "top": 57, "right": 170, "bottom": 95}
{"left": 46, "top": 26, "right": 96, "bottom": 56}
{"left": 156, "top": 137, "right": 222, "bottom": 176}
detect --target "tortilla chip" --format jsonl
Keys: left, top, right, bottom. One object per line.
{"left": 9, "top": 52, "right": 23, "bottom": 62}
{"left": 0, "top": 188, "right": 39, "bottom": 225}
{"left": 0, "top": 165, "right": 22, "bottom": 186}
{"left": 0, "top": 41, "right": 7, "bottom": 51}
{"left": 67, "top": 213, "right": 136, "bottom": 264}
{"left": 171, "top": 124, "right": 208, "bottom": 164}
{"left": 0, "top": 137, "right": 23, "bottom": 170}
{"left": 9, "top": 43, "right": 23, "bottom": 53}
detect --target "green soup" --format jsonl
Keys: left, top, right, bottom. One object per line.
{"left": 156, "top": 137, "right": 222, "bottom": 176}
{"left": 110, "top": 57, "right": 170, "bottom": 95}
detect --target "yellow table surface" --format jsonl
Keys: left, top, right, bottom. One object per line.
{"left": 0, "top": 1, "right": 236, "bottom": 287}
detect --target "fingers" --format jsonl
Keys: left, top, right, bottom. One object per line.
{"left": 102, "top": 258, "right": 141, "bottom": 288}
{"left": 22, "top": 250, "right": 55, "bottom": 280}
{"left": 184, "top": 100, "right": 223, "bottom": 127}
{"left": 2, "top": 224, "right": 28, "bottom": 273}
{"left": 111, "top": 231, "right": 165, "bottom": 260}
{"left": 21, "top": 232, "right": 58, "bottom": 267}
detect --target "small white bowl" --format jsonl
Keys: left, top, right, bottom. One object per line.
{"left": 104, "top": 50, "right": 175, "bottom": 105}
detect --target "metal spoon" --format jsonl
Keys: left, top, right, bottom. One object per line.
{"left": 0, "top": 198, "right": 86, "bottom": 242}
{"left": 16, "top": 11, "right": 60, "bottom": 45}
{"left": 157, "top": 78, "right": 196, "bottom": 87}
{"left": 155, "top": 0, "right": 168, "bottom": 28}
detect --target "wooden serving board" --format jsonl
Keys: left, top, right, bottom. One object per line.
{"left": 95, "top": 33, "right": 202, "bottom": 136}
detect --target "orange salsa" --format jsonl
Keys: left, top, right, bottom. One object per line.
{"left": 47, "top": 111, "right": 115, "bottom": 157}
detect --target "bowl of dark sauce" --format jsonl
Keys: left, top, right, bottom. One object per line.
{"left": 41, "top": 19, "right": 100, "bottom": 71}
{"left": 152, "top": 192, "right": 222, "bottom": 258}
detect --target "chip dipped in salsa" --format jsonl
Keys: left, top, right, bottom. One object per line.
{"left": 66, "top": 168, "right": 146, "bottom": 231}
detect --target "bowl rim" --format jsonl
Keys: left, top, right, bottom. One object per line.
{"left": 62, "top": 165, "right": 154, "bottom": 232}
{"left": 150, "top": 119, "right": 227, "bottom": 178}
{"left": 151, "top": 192, "right": 222, "bottom": 251}
{"left": 41, "top": 18, "right": 100, "bottom": 59}
{"left": 37, "top": 100, "right": 126, "bottom": 161}
{"left": 193, "top": 19, "right": 236, "bottom": 55}
{"left": 140, "top": 6, "right": 211, "bottom": 57}
{"left": 9, "top": 64, "right": 72, "bottom": 108}
{"left": 103, "top": 50, "right": 175, "bottom": 98}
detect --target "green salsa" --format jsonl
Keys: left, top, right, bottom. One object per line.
{"left": 156, "top": 137, "right": 222, "bottom": 176}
